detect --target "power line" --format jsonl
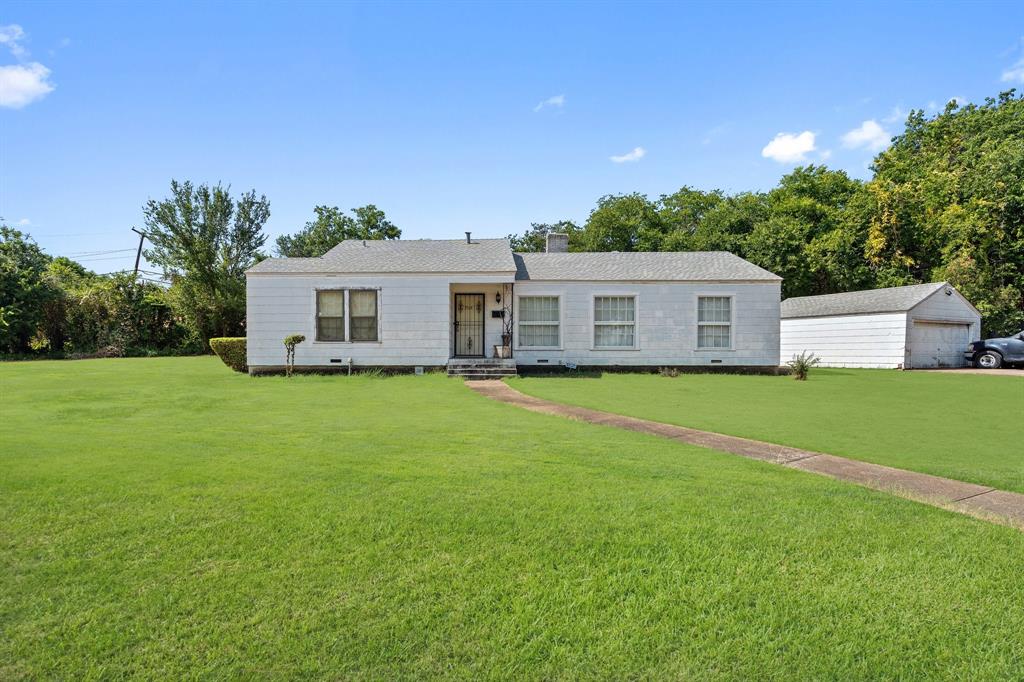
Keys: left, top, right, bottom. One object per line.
{"left": 75, "top": 255, "right": 139, "bottom": 262}
{"left": 67, "top": 248, "right": 137, "bottom": 257}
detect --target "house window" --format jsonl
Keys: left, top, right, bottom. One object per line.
{"left": 349, "top": 290, "right": 378, "bottom": 342}
{"left": 518, "top": 296, "right": 559, "bottom": 347}
{"left": 594, "top": 296, "right": 635, "bottom": 348}
{"left": 697, "top": 296, "right": 731, "bottom": 349}
{"left": 316, "top": 290, "right": 345, "bottom": 341}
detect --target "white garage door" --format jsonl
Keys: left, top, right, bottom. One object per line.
{"left": 909, "top": 321, "right": 971, "bottom": 368}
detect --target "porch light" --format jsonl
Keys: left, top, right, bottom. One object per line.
{"left": 495, "top": 292, "right": 502, "bottom": 303}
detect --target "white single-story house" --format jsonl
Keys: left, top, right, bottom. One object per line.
{"left": 780, "top": 282, "right": 982, "bottom": 369}
{"left": 245, "top": 233, "right": 783, "bottom": 375}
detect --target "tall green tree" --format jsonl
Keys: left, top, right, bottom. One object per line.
{"left": 658, "top": 186, "right": 725, "bottom": 250}
{"left": 142, "top": 180, "right": 269, "bottom": 344}
{"left": 579, "top": 193, "right": 664, "bottom": 252}
{"left": 866, "top": 91, "right": 1024, "bottom": 335}
{"left": 507, "top": 220, "right": 581, "bottom": 252}
{"left": 745, "top": 166, "right": 867, "bottom": 297}
{"left": 0, "top": 226, "right": 55, "bottom": 353}
{"left": 276, "top": 204, "right": 401, "bottom": 257}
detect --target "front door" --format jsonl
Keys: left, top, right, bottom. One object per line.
{"left": 454, "top": 293, "right": 485, "bottom": 357}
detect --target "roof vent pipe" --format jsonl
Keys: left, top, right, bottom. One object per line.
{"left": 465, "top": 231, "right": 472, "bottom": 244}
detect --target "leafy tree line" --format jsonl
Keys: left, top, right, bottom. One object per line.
{"left": 510, "top": 92, "right": 1024, "bottom": 336}
{"left": 0, "top": 227, "right": 191, "bottom": 356}
{"left": 4, "top": 90, "right": 1020, "bottom": 356}
{"left": 1, "top": 185, "right": 402, "bottom": 355}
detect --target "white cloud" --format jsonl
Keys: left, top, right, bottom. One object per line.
{"left": 841, "top": 120, "right": 891, "bottom": 152}
{"left": 609, "top": 146, "right": 646, "bottom": 163}
{"left": 0, "top": 24, "right": 55, "bottom": 108}
{"left": 1002, "top": 59, "right": 1024, "bottom": 83}
{"left": 701, "top": 123, "right": 730, "bottom": 145}
{"left": 819, "top": 149, "right": 833, "bottom": 161}
{"left": 883, "top": 106, "right": 906, "bottom": 124}
{"left": 760, "top": 131, "right": 816, "bottom": 163}
{"left": 0, "top": 62, "right": 54, "bottom": 108}
{"left": 0, "top": 24, "right": 27, "bottom": 58}
{"left": 533, "top": 94, "right": 565, "bottom": 112}
{"left": 16, "top": 218, "right": 31, "bottom": 226}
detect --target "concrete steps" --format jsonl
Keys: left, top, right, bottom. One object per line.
{"left": 447, "top": 358, "right": 518, "bottom": 379}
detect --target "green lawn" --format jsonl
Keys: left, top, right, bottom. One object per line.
{"left": 509, "top": 369, "right": 1024, "bottom": 493}
{"left": 2, "top": 358, "right": 1024, "bottom": 679}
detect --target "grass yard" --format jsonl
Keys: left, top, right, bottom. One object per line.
{"left": 509, "top": 369, "right": 1024, "bottom": 494}
{"left": 2, "top": 357, "right": 1024, "bottom": 679}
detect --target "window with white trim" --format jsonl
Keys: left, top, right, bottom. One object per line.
{"left": 316, "top": 290, "right": 345, "bottom": 341}
{"left": 594, "top": 296, "right": 635, "bottom": 348}
{"left": 316, "top": 289, "right": 380, "bottom": 342}
{"left": 697, "top": 296, "right": 731, "bottom": 349}
{"left": 349, "top": 290, "right": 379, "bottom": 341}
{"left": 518, "top": 296, "right": 559, "bottom": 347}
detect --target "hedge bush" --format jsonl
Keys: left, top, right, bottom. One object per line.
{"left": 209, "top": 337, "right": 247, "bottom": 372}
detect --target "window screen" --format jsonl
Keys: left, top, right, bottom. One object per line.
{"left": 697, "top": 296, "right": 731, "bottom": 348}
{"left": 316, "top": 290, "right": 345, "bottom": 341}
{"left": 594, "top": 296, "right": 635, "bottom": 347}
{"left": 349, "top": 290, "right": 378, "bottom": 342}
{"left": 518, "top": 296, "right": 559, "bottom": 347}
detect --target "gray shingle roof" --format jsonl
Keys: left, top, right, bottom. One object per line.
{"left": 513, "top": 251, "right": 781, "bottom": 282}
{"left": 247, "top": 238, "right": 517, "bottom": 274}
{"left": 247, "top": 238, "right": 781, "bottom": 282}
{"left": 781, "top": 282, "right": 948, "bottom": 319}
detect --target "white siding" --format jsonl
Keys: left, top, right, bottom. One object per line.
{"left": 906, "top": 288, "right": 981, "bottom": 368}
{"left": 780, "top": 313, "right": 908, "bottom": 369}
{"left": 513, "top": 281, "right": 781, "bottom": 367}
{"left": 248, "top": 275, "right": 781, "bottom": 369}
{"left": 247, "top": 274, "right": 457, "bottom": 368}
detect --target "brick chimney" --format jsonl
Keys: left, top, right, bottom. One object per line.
{"left": 545, "top": 233, "right": 569, "bottom": 253}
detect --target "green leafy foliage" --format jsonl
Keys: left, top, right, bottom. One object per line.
{"left": 283, "top": 334, "right": 305, "bottom": 377}
{"left": 2, "top": 227, "right": 191, "bottom": 356}
{"left": 143, "top": 180, "right": 270, "bottom": 345}
{"left": 0, "top": 226, "right": 57, "bottom": 353}
{"left": 507, "top": 90, "right": 1024, "bottom": 335}
{"left": 786, "top": 351, "right": 821, "bottom": 380}
{"left": 209, "top": 337, "right": 247, "bottom": 372}
{"left": 276, "top": 205, "right": 400, "bottom": 257}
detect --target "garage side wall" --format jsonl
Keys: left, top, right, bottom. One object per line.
{"left": 780, "top": 312, "right": 908, "bottom": 368}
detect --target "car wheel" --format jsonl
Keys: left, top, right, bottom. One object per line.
{"left": 975, "top": 351, "right": 1003, "bottom": 369}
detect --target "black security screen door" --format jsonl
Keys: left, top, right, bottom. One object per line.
{"left": 454, "top": 293, "right": 485, "bottom": 357}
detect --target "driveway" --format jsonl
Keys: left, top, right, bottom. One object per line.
{"left": 913, "top": 368, "right": 1022, "bottom": 376}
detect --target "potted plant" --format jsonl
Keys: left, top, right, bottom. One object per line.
{"left": 496, "top": 284, "right": 513, "bottom": 358}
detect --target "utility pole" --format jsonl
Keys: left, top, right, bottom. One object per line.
{"left": 131, "top": 227, "right": 146, "bottom": 277}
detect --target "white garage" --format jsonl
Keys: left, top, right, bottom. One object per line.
{"left": 780, "top": 282, "right": 982, "bottom": 369}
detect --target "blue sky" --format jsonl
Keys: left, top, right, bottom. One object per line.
{"left": 2, "top": 1, "right": 1023, "bottom": 273}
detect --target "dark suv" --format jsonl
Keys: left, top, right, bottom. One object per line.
{"left": 965, "top": 331, "right": 1024, "bottom": 369}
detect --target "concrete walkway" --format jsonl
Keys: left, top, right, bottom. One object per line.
{"left": 466, "top": 380, "right": 1024, "bottom": 531}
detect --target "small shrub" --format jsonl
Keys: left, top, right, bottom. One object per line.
{"left": 283, "top": 334, "right": 306, "bottom": 377}
{"left": 658, "top": 366, "right": 680, "bottom": 378}
{"left": 210, "top": 337, "right": 247, "bottom": 372}
{"left": 787, "top": 351, "right": 820, "bottom": 381}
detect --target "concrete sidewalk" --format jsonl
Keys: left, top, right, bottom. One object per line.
{"left": 466, "top": 380, "right": 1024, "bottom": 531}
